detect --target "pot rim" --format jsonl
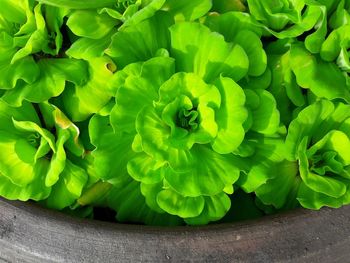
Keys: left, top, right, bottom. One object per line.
{"left": 1, "top": 197, "right": 350, "bottom": 262}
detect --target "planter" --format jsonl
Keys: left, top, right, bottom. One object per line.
{"left": 1, "top": 198, "right": 350, "bottom": 262}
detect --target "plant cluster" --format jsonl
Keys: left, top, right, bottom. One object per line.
{"left": 0, "top": 0, "right": 349, "bottom": 225}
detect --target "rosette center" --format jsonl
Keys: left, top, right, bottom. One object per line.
{"left": 176, "top": 107, "right": 199, "bottom": 131}
{"left": 27, "top": 132, "right": 41, "bottom": 148}
{"left": 116, "top": 0, "right": 137, "bottom": 12}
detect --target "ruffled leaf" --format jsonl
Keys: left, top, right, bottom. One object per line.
{"left": 244, "top": 89, "right": 280, "bottom": 134}
{"left": 106, "top": 12, "right": 173, "bottom": 68}
{"left": 60, "top": 57, "right": 115, "bottom": 122}
{"left": 67, "top": 10, "right": 116, "bottom": 39}
{"left": 255, "top": 160, "right": 300, "bottom": 209}
{"left": 2, "top": 58, "right": 89, "bottom": 106}
{"left": 157, "top": 188, "right": 205, "bottom": 218}
{"left": 66, "top": 30, "right": 116, "bottom": 60}
{"left": 205, "top": 13, "right": 266, "bottom": 77}
{"left": 163, "top": 0, "right": 212, "bottom": 21}
{"left": 290, "top": 43, "right": 350, "bottom": 103}
{"left": 163, "top": 145, "right": 240, "bottom": 197}
{"left": 127, "top": 153, "right": 165, "bottom": 184}
{"left": 108, "top": 180, "right": 183, "bottom": 226}
{"left": 0, "top": 161, "right": 50, "bottom": 201}
{"left": 286, "top": 100, "right": 350, "bottom": 160}
{"left": 211, "top": 76, "right": 247, "bottom": 154}
{"left": 297, "top": 181, "right": 350, "bottom": 209}
{"left": 45, "top": 160, "right": 88, "bottom": 210}
{"left": 170, "top": 22, "right": 249, "bottom": 83}
{"left": 184, "top": 193, "right": 231, "bottom": 225}
{"left": 89, "top": 114, "right": 136, "bottom": 184}
{"left": 110, "top": 56, "right": 175, "bottom": 133}
{"left": 237, "top": 134, "right": 287, "bottom": 192}
{"left": 0, "top": 132, "right": 37, "bottom": 186}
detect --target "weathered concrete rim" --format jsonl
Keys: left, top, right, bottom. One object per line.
{"left": 1, "top": 197, "right": 349, "bottom": 263}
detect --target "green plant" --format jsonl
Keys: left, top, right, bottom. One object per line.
{"left": 0, "top": 0, "right": 349, "bottom": 225}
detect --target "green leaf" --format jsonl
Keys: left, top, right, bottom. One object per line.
{"left": 140, "top": 182, "right": 165, "bottom": 213}
{"left": 205, "top": 11, "right": 262, "bottom": 37}
{"left": 205, "top": 13, "right": 266, "bottom": 77}
{"left": 106, "top": 12, "right": 173, "bottom": 68}
{"left": 247, "top": 0, "right": 304, "bottom": 31}
{"left": 163, "top": 145, "right": 240, "bottom": 197}
{"left": 298, "top": 137, "right": 347, "bottom": 198}
{"left": 77, "top": 181, "right": 112, "bottom": 207}
{"left": 11, "top": 4, "right": 50, "bottom": 63}
{"left": 47, "top": 103, "right": 85, "bottom": 156}
{"left": 127, "top": 153, "right": 165, "bottom": 184}
{"left": 211, "top": 76, "right": 247, "bottom": 154}
{"left": 60, "top": 57, "right": 115, "bottom": 122}
{"left": 184, "top": 193, "right": 231, "bottom": 225}
{"left": 170, "top": 22, "right": 249, "bottom": 83}
{"left": 45, "top": 128, "right": 68, "bottom": 187}
{"left": 247, "top": 1, "right": 326, "bottom": 42}
{"left": 245, "top": 89, "right": 280, "bottom": 134}
{"left": 0, "top": 35, "right": 40, "bottom": 89}
{"left": 157, "top": 72, "right": 221, "bottom": 148}
{"left": 0, "top": 0, "right": 27, "bottom": 24}
{"left": 35, "top": 0, "right": 117, "bottom": 9}
{"left": 66, "top": 30, "right": 116, "bottom": 60}
{"left": 297, "top": 181, "right": 348, "bottom": 209}
{"left": 290, "top": 43, "right": 350, "bottom": 102}
{"left": 43, "top": 6, "right": 68, "bottom": 55}
{"left": 108, "top": 180, "right": 182, "bottom": 226}
{"left": 89, "top": 114, "right": 136, "bottom": 185}
{"left": 237, "top": 135, "right": 287, "bottom": 192}
{"left": 121, "top": 0, "right": 166, "bottom": 29}
{"left": 267, "top": 49, "right": 305, "bottom": 125}
{"left": 304, "top": 4, "right": 327, "bottom": 54}
{"left": 286, "top": 100, "right": 350, "bottom": 160}
{"left": 239, "top": 68, "right": 272, "bottom": 90}
{"left": 323, "top": 26, "right": 350, "bottom": 62}
{"left": 67, "top": 10, "right": 116, "bottom": 39}
{"left": 308, "top": 130, "right": 350, "bottom": 166}
{"left": 45, "top": 160, "right": 88, "bottom": 210}
{"left": 0, "top": 161, "right": 50, "bottom": 201}
{"left": 157, "top": 188, "right": 205, "bottom": 218}
{"left": 329, "top": 0, "right": 350, "bottom": 29}
{"left": 110, "top": 56, "right": 175, "bottom": 133}
{"left": 0, "top": 132, "right": 37, "bottom": 186}
{"left": 234, "top": 30, "right": 267, "bottom": 76}
{"left": 255, "top": 160, "right": 300, "bottom": 209}
{"left": 2, "top": 58, "right": 89, "bottom": 106}
{"left": 0, "top": 101, "right": 40, "bottom": 135}
{"left": 163, "top": 0, "right": 212, "bottom": 21}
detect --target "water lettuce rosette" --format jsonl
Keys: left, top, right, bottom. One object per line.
{"left": 0, "top": 0, "right": 89, "bottom": 106}
{"left": 286, "top": 100, "right": 350, "bottom": 209}
{"left": 107, "top": 11, "right": 280, "bottom": 138}
{"left": 253, "top": 100, "right": 350, "bottom": 210}
{"left": 0, "top": 100, "right": 88, "bottom": 210}
{"left": 89, "top": 9, "right": 284, "bottom": 224}
{"left": 247, "top": 0, "right": 328, "bottom": 53}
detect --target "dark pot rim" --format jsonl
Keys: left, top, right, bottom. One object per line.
{"left": 1, "top": 197, "right": 350, "bottom": 262}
